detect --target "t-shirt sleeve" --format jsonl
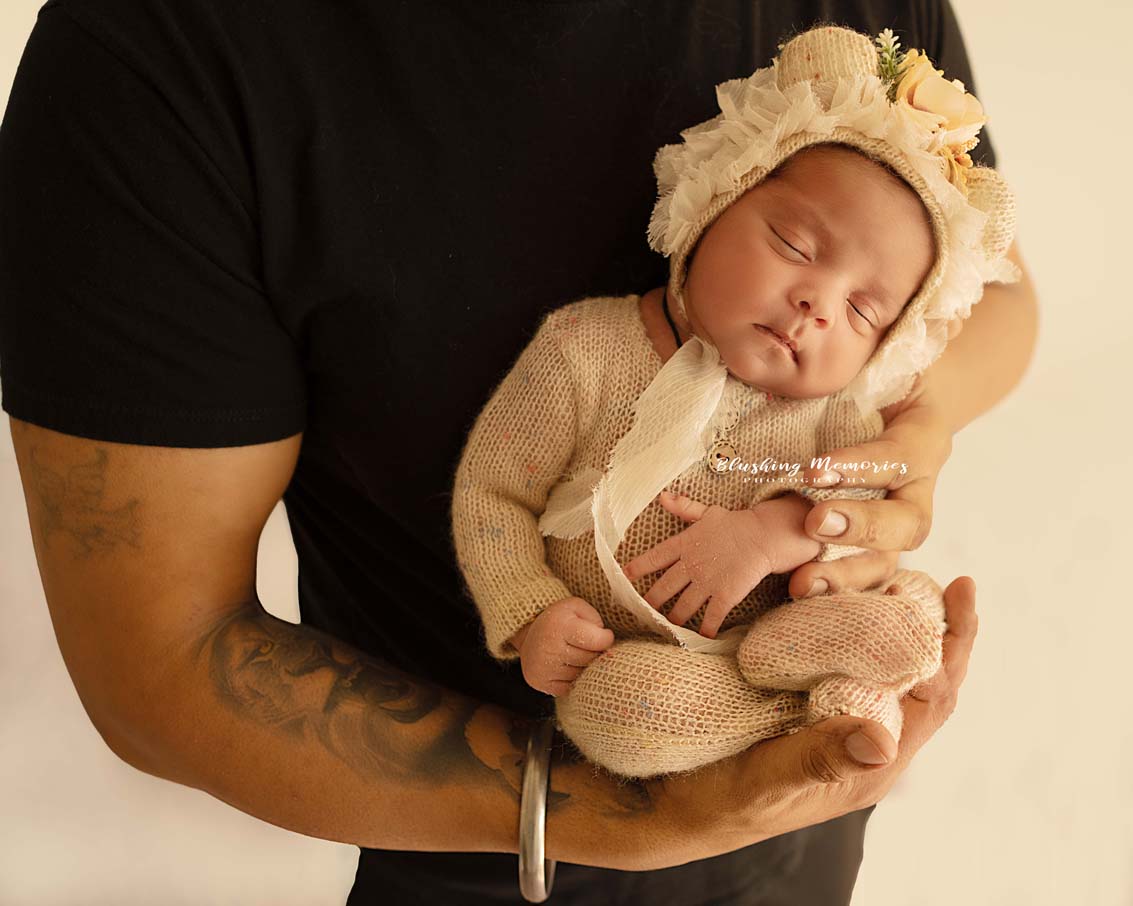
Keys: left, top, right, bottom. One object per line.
{"left": 921, "top": 0, "right": 998, "bottom": 169}
{"left": 0, "top": 2, "right": 306, "bottom": 448}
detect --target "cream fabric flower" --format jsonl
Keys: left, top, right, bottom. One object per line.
{"left": 892, "top": 49, "right": 985, "bottom": 190}
{"left": 894, "top": 50, "right": 986, "bottom": 146}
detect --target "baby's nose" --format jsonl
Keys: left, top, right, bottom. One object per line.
{"left": 798, "top": 299, "right": 829, "bottom": 327}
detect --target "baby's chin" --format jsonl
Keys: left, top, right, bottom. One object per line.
{"left": 723, "top": 356, "right": 847, "bottom": 400}
{"left": 732, "top": 375, "right": 832, "bottom": 399}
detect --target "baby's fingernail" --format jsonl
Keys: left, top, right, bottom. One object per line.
{"left": 817, "top": 510, "right": 848, "bottom": 537}
{"left": 846, "top": 732, "right": 890, "bottom": 765}
{"left": 805, "top": 579, "right": 829, "bottom": 597}
{"left": 813, "top": 470, "right": 841, "bottom": 487}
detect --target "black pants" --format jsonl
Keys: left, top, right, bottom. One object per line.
{"left": 347, "top": 805, "right": 877, "bottom": 905}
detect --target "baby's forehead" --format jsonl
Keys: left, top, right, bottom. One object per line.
{"left": 775, "top": 155, "right": 892, "bottom": 201}
{"left": 765, "top": 150, "right": 932, "bottom": 239}
{"left": 777, "top": 143, "right": 884, "bottom": 178}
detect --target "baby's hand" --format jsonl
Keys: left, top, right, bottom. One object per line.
{"left": 622, "top": 491, "right": 821, "bottom": 639}
{"left": 511, "top": 597, "right": 615, "bottom": 697}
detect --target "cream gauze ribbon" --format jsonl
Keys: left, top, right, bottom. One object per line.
{"left": 538, "top": 335, "right": 750, "bottom": 655}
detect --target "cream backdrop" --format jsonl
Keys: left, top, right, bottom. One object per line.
{"left": 1, "top": 2, "right": 1129, "bottom": 904}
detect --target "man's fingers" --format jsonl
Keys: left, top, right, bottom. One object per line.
{"left": 805, "top": 490, "right": 933, "bottom": 552}
{"left": 906, "top": 663, "right": 943, "bottom": 702}
{"left": 788, "top": 549, "right": 900, "bottom": 598}
{"left": 937, "top": 575, "right": 978, "bottom": 689}
{"left": 745, "top": 716, "right": 898, "bottom": 790}
{"left": 897, "top": 576, "right": 978, "bottom": 758}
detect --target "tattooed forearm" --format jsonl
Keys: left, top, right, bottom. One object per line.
{"left": 195, "top": 606, "right": 538, "bottom": 802}
{"left": 200, "top": 605, "right": 458, "bottom": 775}
{"left": 24, "top": 444, "right": 141, "bottom": 557}
{"left": 196, "top": 604, "right": 656, "bottom": 822}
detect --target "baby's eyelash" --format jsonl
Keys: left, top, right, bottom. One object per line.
{"left": 771, "top": 228, "right": 808, "bottom": 260}
{"left": 847, "top": 301, "right": 876, "bottom": 327}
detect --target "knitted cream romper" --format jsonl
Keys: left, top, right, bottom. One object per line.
{"left": 451, "top": 294, "right": 945, "bottom": 778}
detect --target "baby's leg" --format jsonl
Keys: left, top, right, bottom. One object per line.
{"left": 737, "top": 569, "right": 946, "bottom": 742}
{"left": 555, "top": 638, "right": 807, "bottom": 779}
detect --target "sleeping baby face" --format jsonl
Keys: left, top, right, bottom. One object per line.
{"left": 682, "top": 144, "right": 936, "bottom": 399}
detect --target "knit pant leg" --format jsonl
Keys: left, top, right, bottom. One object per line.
{"left": 736, "top": 569, "right": 947, "bottom": 743}
{"left": 555, "top": 638, "right": 808, "bottom": 779}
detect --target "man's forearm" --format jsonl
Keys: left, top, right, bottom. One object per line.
{"left": 914, "top": 241, "right": 1039, "bottom": 434}
{"left": 115, "top": 601, "right": 668, "bottom": 868}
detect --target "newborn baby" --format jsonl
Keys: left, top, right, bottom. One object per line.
{"left": 517, "top": 141, "right": 932, "bottom": 676}
{"left": 451, "top": 25, "right": 1017, "bottom": 777}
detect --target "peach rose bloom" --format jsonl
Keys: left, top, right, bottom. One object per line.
{"left": 894, "top": 49, "right": 986, "bottom": 145}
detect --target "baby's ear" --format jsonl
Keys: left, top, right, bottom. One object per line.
{"left": 965, "top": 167, "right": 1017, "bottom": 263}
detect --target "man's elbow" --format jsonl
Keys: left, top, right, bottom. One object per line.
{"left": 78, "top": 685, "right": 175, "bottom": 780}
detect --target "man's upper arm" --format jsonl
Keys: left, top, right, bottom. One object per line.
{"left": 9, "top": 416, "right": 302, "bottom": 759}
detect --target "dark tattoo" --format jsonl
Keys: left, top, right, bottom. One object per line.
{"left": 24, "top": 445, "right": 141, "bottom": 557}
{"left": 198, "top": 604, "right": 656, "bottom": 820}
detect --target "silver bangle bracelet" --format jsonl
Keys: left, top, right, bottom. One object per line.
{"left": 518, "top": 718, "right": 557, "bottom": 902}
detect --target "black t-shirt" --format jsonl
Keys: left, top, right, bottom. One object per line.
{"left": 0, "top": 1, "right": 994, "bottom": 902}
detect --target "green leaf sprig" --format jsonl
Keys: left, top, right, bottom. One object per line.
{"left": 875, "top": 28, "right": 907, "bottom": 101}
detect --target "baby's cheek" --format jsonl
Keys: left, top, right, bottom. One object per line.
{"left": 798, "top": 348, "right": 863, "bottom": 398}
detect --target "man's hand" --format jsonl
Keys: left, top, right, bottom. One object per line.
{"left": 639, "top": 575, "right": 978, "bottom": 867}
{"left": 789, "top": 400, "right": 954, "bottom": 599}
{"left": 512, "top": 597, "right": 615, "bottom": 697}
{"left": 621, "top": 491, "right": 820, "bottom": 639}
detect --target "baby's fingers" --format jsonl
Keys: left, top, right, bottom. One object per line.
{"left": 566, "top": 615, "right": 615, "bottom": 652}
{"left": 622, "top": 537, "right": 681, "bottom": 580}
{"left": 564, "top": 643, "right": 607, "bottom": 668}
{"left": 545, "top": 679, "right": 576, "bottom": 698}
{"left": 559, "top": 596, "right": 605, "bottom": 625}
{"left": 545, "top": 664, "right": 587, "bottom": 697}
{"left": 699, "top": 596, "right": 737, "bottom": 640}
{"left": 667, "top": 582, "right": 710, "bottom": 627}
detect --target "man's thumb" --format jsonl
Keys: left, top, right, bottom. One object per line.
{"left": 776, "top": 717, "right": 897, "bottom": 785}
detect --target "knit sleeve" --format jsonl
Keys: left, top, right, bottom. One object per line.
{"left": 451, "top": 308, "right": 579, "bottom": 661}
